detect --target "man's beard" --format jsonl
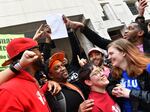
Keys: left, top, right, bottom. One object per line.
{"left": 128, "top": 37, "right": 138, "bottom": 44}
{"left": 33, "top": 58, "right": 45, "bottom": 71}
{"left": 92, "top": 58, "right": 103, "bottom": 66}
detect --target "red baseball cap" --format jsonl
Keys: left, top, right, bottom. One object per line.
{"left": 2, "top": 37, "right": 38, "bottom": 66}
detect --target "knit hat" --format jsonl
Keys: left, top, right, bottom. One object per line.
{"left": 49, "top": 51, "right": 65, "bottom": 70}
{"left": 2, "top": 37, "right": 38, "bottom": 66}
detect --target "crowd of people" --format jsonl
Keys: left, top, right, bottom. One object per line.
{"left": 0, "top": 0, "right": 150, "bottom": 112}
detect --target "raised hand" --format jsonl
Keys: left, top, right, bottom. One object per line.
{"left": 63, "top": 15, "right": 84, "bottom": 30}
{"left": 137, "top": 0, "right": 148, "bottom": 16}
{"left": 19, "top": 50, "right": 38, "bottom": 68}
{"left": 33, "top": 24, "right": 44, "bottom": 40}
{"left": 33, "top": 24, "right": 52, "bottom": 43}
{"left": 77, "top": 55, "right": 87, "bottom": 67}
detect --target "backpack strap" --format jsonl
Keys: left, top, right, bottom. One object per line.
{"left": 54, "top": 91, "right": 66, "bottom": 112}
{"left": 45, "top": 91, "right": 66, "bottom": 112}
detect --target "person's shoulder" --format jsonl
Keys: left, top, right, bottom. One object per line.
{"left": 0, "top": 77, "right": 23, "bottom": 92}
{"left": 0, "top": 80, "right": 19, "bottom": 99}
{"left": 146, "top": 63, "right": 150, "bottom": 74}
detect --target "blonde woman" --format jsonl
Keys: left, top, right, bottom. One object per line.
{"left": 107, "top": 38, "right": 150, "bottom": 112}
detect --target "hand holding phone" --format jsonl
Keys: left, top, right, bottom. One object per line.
{"left": 137, "top": 0, "right": 148, "bottom": 16}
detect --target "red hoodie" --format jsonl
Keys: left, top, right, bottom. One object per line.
{"left": 0, "top": 70, "right": 51, "bottom": 112}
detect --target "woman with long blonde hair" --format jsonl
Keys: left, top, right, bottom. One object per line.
{"left": 107, "top": 38, "right": 150, "bottom": 112}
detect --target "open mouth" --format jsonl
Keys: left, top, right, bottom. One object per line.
{"left": 61, "top": 71, "right": 68, "bottom": 77}
{"left": 123, "top": 35, "right": 127, "bottom": 39}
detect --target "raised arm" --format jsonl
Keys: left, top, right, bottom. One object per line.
{"left": 64, "top": 16, "right": 111, "bottom": 50}
{"left": 137, "top": 0, "right": 148, "bottom": 16}
{"left": 33, "top": 24, "right": 52, "bottom": 61}
{"left": 0, "top": 50, "right": 38, "bottom": 85}
{"left": 135, "top": 0, "right": 148, "bottom": 23}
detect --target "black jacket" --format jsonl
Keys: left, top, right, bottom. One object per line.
{"left": 81, "top": 26, "right": 150, "bottom": 54}
{"left": 45, "top": 83, "right": 84, "bottom": 112}
{"left": 143, "top": 33, "right": 150, "bottom": 54}
{"left": 107, "top": 69, "right": 150, "bottom": 112}
{"left": 66, "top": 30, "right": 89, "bottom": 99}
{"left": 81, "top": 26, "right": 111, "bottom": 50}
{"left": 67, "top": 30, "right": 87, "bottom": 82}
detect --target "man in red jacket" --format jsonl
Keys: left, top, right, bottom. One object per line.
{"left": 0, "top": 38, "right": 51, "bottom": 112}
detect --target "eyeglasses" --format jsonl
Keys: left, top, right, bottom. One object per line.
{"left": 90, "top": 69, "right": 103, "bottom": 77}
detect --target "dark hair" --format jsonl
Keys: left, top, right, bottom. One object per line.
{"left": 78, "top": 63, "right": 94, "bottom": 84}
{"left": 132, "top": 21, "right": 148, "bottom": 37}
{"left": 44, "top": 59, "right": 51, "bottom": 80}
{"left": 135, "top": 16, "right": 145, "bottom": 24}
{"left": 139, "top": 22, "right": 148, "bottom": 37}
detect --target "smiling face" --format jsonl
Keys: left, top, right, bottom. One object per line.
{"left": 123, "top": 22, "right": 143, "bottom": 43}
{"left": 87, "top": 66, "right": 109, "bottom": 88}
{"left": 49, "top": 60, "right": 68, "bottom": 83}
{"left": 89, "top": 51, "right": 103, "bottom": 66}
{"left": 108, "top": 46, "right": 126, "bottom": 68}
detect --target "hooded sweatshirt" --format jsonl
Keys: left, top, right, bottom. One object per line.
{"left": 0, "top": 70, "right": 51, "bottom": 112}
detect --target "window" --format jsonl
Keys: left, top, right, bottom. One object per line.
{"left": 126, "top": 3, "right": 138, "bottom": 15}
{"left": 108, "top": 30, "right": 123, "bottom": 40}
{"left": 100, "top": 4, "right": 109, "bottom": 21}
{"left": 102, "top": 10, "right": 109, "bottom": 20}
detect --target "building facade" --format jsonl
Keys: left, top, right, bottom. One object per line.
{"left": 0, "top": 0, "right": 150, "bottom": 59}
